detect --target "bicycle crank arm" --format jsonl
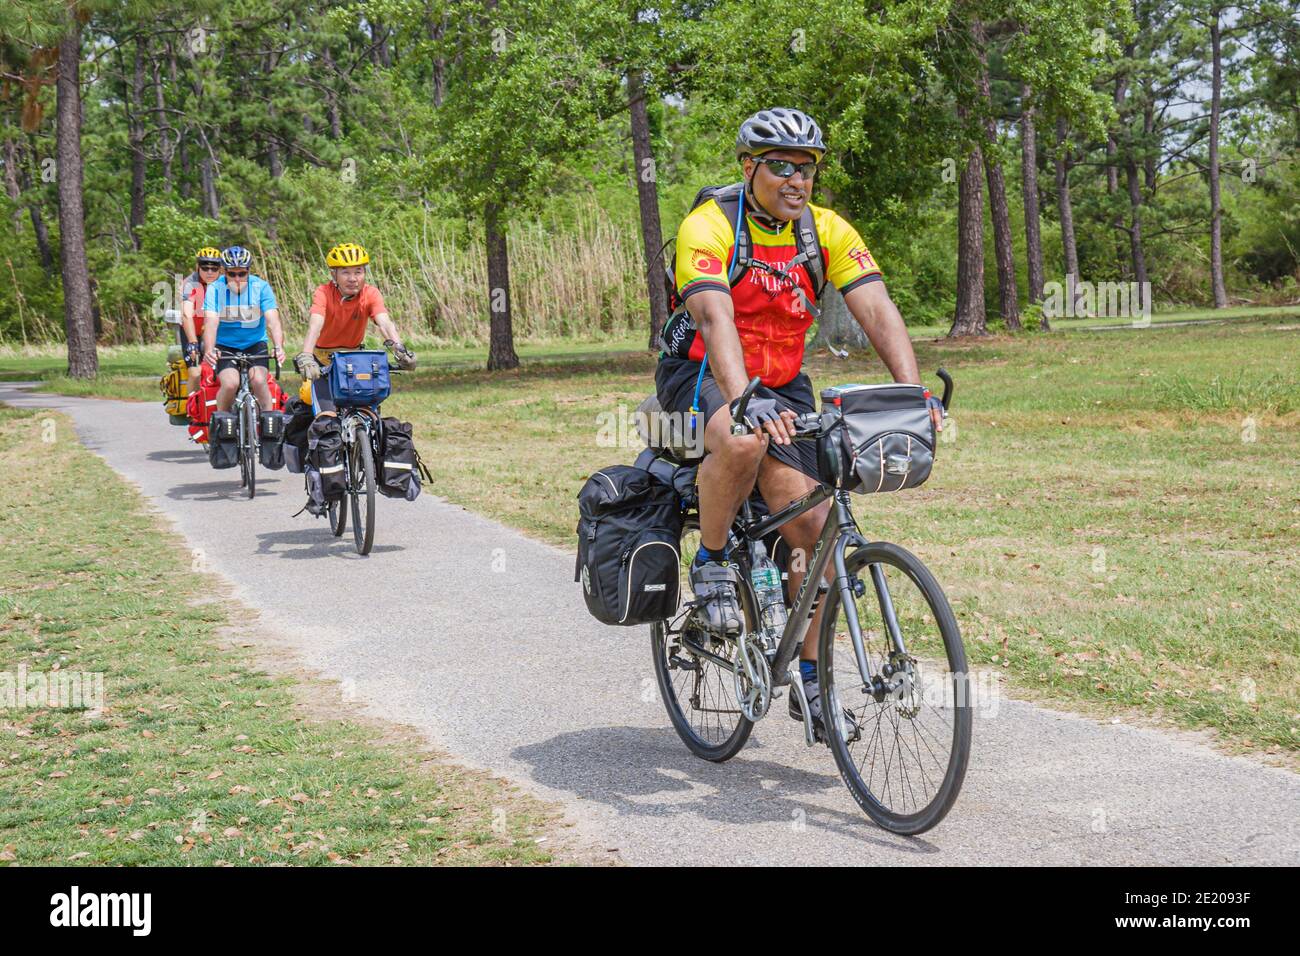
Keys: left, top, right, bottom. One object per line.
{"left": 786, "top": 664, "right": 817, "bottom": 747}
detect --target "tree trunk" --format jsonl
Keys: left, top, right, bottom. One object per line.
{"left": 1107, "top": 72, "right": 1129, "bottom": 278}
{"left": 3, "top": 135, "right": 23, "bottom": 235}
{"left": 1208, "top": 9, "right": 1228, "bottom": 307}
{"left": 1020, "top": 83, "right": 1044, "bottom": 308}
{"left": 321, "top": 48, "right": 342, "bottom": 139}
{"left": 19, "top": 138, "right": 55, "bottom": 274}
{"left": 426, "top": 9, "right": 446, "bottom": 106}
{"left": 950, "top": 142, "right": 987, "bottom": 337}
{"left": 485, "top": 201, "right": 519, "bottom": 370}
{"left": 628, "top": 69, "right": 668, "bottom": 349}
{"left": 153, "top": 47, "right": 173, "bottom": 191}
{"left": 128, "top": 36, "right": 147, "bottom": 250}
{"left": 1054, "top": 118, "right": 1078, "bottom": 325}
{"left": 1125, "top": 158, "right": 1148, "bottom": 289}
{"left": 973, "top": 20, "right": 1019, "bottom": 329}
{"left": 810, "top": 284, "right": 867, "bottom": 350}
{"left": 56, "top": 19, "right": 98, "bottom": 378}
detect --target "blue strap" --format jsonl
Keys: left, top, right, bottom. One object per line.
{"left": 690, "top": 188, "right": 746, "bottom": 430}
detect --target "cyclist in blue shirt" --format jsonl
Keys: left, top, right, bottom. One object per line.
{"left": 200, "top": 246, "right": 287, "bottom": 414}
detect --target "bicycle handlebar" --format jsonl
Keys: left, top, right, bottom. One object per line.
{"left": 728, "top": 376, "right": 763, "bottom": 436}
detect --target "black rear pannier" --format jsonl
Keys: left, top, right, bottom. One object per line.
{"left": 208, "top": 411, "right": 239, "bottom": 469}
{"left": 377, "top": 417, "right": 426, "bottom": 501}
{"left": 259, "top": 411, "right": 289, "bottom": 470}
{"left": 307, "top": 415, "right": 346, "bottom": 500}
{"left": 282, "top": 398, "right": 313, "bottom": 474}
{"left": 576, "top": 465, "right": 682, "bottom": 626}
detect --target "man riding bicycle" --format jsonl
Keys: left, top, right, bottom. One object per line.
{"left": 180, "top": 246, "right": 223, "bottom": 393}
{"left": 292, "top": 242, "right": 416, "bottom": 416}
{"left": 200, "top": 246, "right": 286, "bottom": 414}
{"left": 655, "top": 107, "right": 944, "bottom": 738}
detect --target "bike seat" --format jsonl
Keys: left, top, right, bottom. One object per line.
{"left": 635, "top": 394, "right": 703, "bottom": 464}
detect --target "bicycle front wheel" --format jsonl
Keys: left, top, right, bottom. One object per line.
{"left": 349, "top": 427, "right": 376, "bottom": 555}
{"left": 241, "top": 399, "right": 257, "bottom": 499}
{"left": 819, "top": 541, "right": 970, "bottom": 835}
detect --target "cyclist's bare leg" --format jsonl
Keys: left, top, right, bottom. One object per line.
{"left": 215, "top": 367, "right": 240, "bottom": 412}
{"left": 696, "top": 404, "right": 765, "bottom": 553}
{"left": 247, "top": 365, "right": 273, "bottom": 410}
{"left": 757, "top": 455, "right": 832, "bottom": 661}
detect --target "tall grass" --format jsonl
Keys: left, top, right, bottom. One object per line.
{"left": 252, "top": 200, "right": 650, "bottom": 347}
{"left": 1151, "top": 371, "right": 1299, "bottom": 414}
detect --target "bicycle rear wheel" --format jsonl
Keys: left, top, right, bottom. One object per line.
{"left": 328, "top": 496, "right": 346, "bottom": 536}
{"left": 651, "top": 517, "right": 754, "bottom": 762}
{"left": 818, "top": 541, "right": 970, "bottom": 834}
{"left": 350, "top": 426, "right": 376, "bottom": 555}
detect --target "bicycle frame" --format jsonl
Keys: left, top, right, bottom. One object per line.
{"left": 679, "top": 473, "right": 910, "bottom": 731}
{"left": 337, "top": 407, "right": 375, "bottom": 490}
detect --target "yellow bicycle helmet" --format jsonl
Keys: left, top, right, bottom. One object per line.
{"left": 326, "top": 242, "right": 370, "bottom": 267}
{"left": 195, "top": 246, "right": 223, "bottom": 264}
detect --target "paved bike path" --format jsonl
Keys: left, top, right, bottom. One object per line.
{"left": 4, "top": 382, "right": 1297, "bottom": 866}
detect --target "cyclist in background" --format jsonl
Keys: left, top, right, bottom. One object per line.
{"left": 293, "top": 242, "right": 416, "bottom": 416}
{"left": 180, "top": 246, "right": 223, "bottom": 393}
{"left": 201, "top": 245, "right": 286, "bottom": 414}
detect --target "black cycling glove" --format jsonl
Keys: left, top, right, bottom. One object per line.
{"left": 730, "top": 394, "right": 785, "bottom": 433}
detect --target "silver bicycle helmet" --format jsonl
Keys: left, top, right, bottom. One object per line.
{"left": 221, "top": 245, "right": 252, "bottom": 269}
{"left": 736, "top": 108, "right": 826, "bottom": 161}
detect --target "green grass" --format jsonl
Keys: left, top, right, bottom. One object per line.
{"left": 0, "top": 406, "right": 564, "bottom": 865}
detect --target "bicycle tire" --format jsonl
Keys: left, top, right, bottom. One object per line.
{"left": 651, "top": 516, "right": 755, "bottom": 762}
{"left": 328, "top": 496, "right": 346, "bottom": 537}
{"left": 350, "top": 425, "right": 377, "bottom": 555}
{"left": 241, "top": 399, "right": 257, "bottom": 499}
{"left": 818, "top": 541, "right": 971, "bottom": 835}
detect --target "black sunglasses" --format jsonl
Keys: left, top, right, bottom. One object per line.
{"left": 754, "top": 157, "right": 818, "bottom": 180}
{"left": 198, "top": 263, "right": 221, "bottom": 271}
{"left": 226, "top": 270, "right": 249, "bottom": 278}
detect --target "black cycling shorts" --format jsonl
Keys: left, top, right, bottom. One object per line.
{"left": 215, "top": 341, "right": 270, "bottom": 375}
{"left": 654, "top": 356, "right": 821, "bottom": 483}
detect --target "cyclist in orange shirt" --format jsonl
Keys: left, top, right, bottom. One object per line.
{"left": 292, "top": 243, "right": 417, "bottom": 414}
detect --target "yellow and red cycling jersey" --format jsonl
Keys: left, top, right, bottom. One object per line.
{"left": 673, "top": 200, "right": 883, "bottom": 387}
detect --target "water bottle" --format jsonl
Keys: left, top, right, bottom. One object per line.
{"left": 751, "top": 552, "right": 789, "bottom": 642}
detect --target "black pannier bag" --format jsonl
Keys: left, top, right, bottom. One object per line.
{"left": 307, "top": 415, "right": 346, "bottom": 500}
{"left": 258, "top": 411, "right": 289, "bottom": 470}
{"left": 377, "top": 417, "right": 428, "bottom": 501}
{"left": 281, "top": 398, "right": 313, "bottom": 474}
{"left": 825, "top": 383, "right": 936, "bottom": 493}
{"left": 208, "top": 411, "right": 239, "bottom": 469}
{"left": 576, "top": 465, "right": 682, "bottom": 626}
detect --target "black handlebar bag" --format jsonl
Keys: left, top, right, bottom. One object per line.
{"left": 825, "top": 383, "right": 935, "bottom": 493}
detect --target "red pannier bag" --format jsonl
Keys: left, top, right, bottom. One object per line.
{"left": 186, "top": 364, "right": 219, "bottom": 443}
{"left": 187, "top": 363, "right": 287, "bottom": 442}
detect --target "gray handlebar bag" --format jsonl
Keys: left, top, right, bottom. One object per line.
{"left": 830, "top": 383, "right": 935, "bottom": 493}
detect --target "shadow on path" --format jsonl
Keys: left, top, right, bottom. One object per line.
{"left": 255, "top": 527, "right": 404, "bottom": 560}
{"left": 512, "top": 726, "right": 936, "bottom": 855}
{"left": 146, "top": 448, "right": 208, "bottom": 463}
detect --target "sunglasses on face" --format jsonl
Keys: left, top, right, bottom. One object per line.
{"left": 226, "top": 270, "right": 249, "bottom": 278}
{"left": 755, "top": 157, "right": 818, "bottom": 180}
{"left": 198, "top": 264, "right": 221, "bottom": 272}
